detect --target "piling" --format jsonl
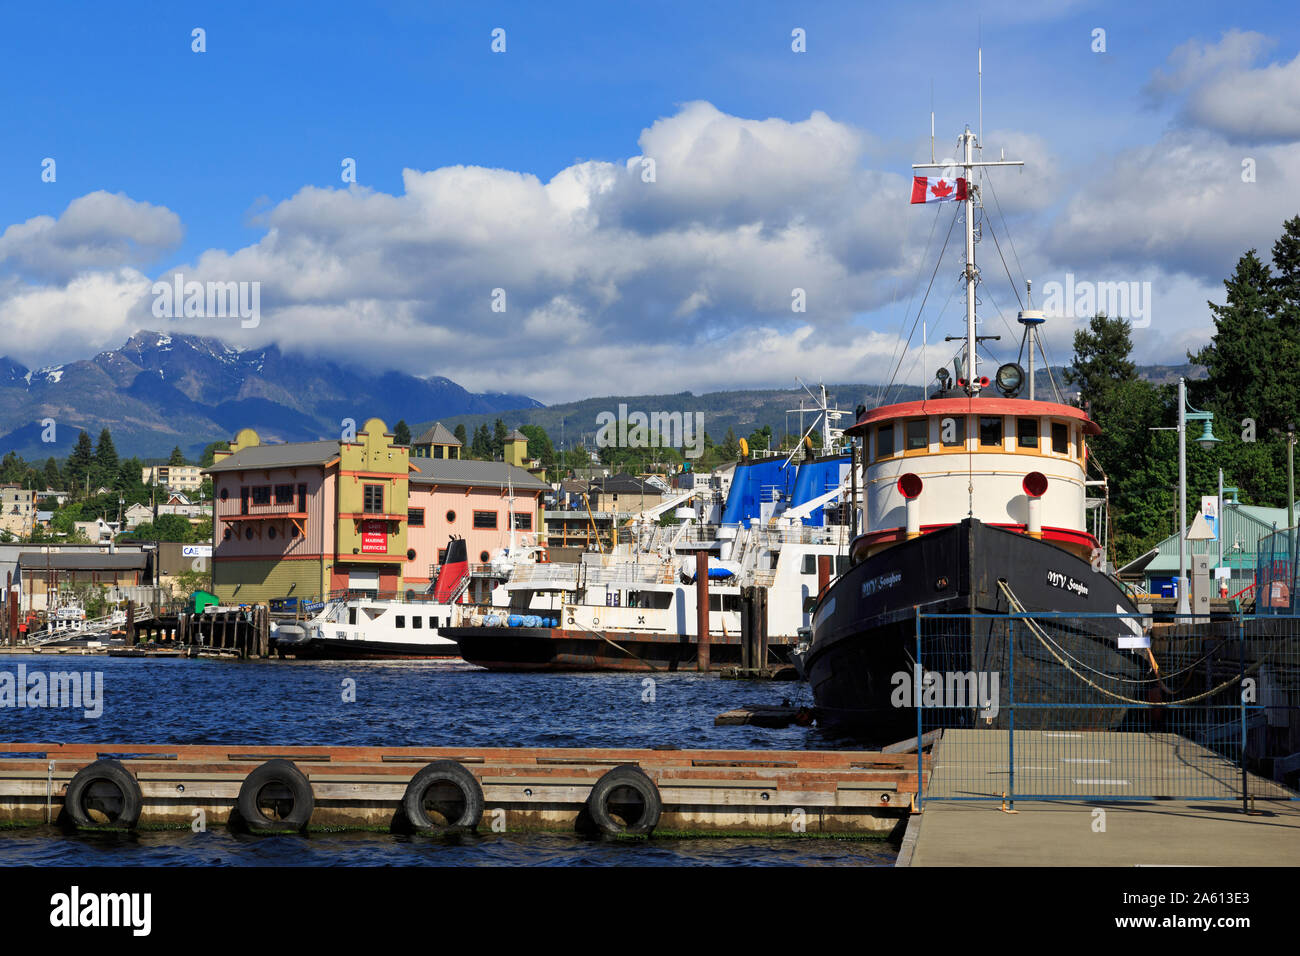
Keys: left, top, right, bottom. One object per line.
{"left": 696, "top": 550, "right": 710, "bottom": 672}
{"left": 125, "top": 601, "right": 136, "bottom": 647}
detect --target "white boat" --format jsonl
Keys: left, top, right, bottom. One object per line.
{"left": 446, "top": 440, "right": 857, "bottom": 671}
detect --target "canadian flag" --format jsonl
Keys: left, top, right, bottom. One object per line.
{"left": 911, "top": 175, "right": 968, "bottom": 204}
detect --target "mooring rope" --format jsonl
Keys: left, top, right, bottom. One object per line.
{"left": 995, "top": 581, "right": 1259, "bottom": 706}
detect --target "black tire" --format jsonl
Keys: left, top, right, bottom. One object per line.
{"left": 585, "top": 765, "right": 661, "bottom": 837}
{"left": 64, "top": 760, "right": 143, "bottom": 830}
{"left": 401, "top": 760, "right": 484, "bottom": 833}
{"left": 236, "top": 759, "right": 314, "bottom": 832}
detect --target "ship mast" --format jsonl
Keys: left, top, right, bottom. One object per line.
{"left": 913, "top": 126, "right": 1023, "bottom": 395}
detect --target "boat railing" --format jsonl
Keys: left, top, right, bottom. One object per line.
{"left": 504, "top": 563, "right": 583, "bottom": 586}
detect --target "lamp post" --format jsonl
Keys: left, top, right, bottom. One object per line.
{"left": 1174, "top": 378, "right": 1220, "bottom": 613}
{"left": 1153, "top": 378, "right": 1220, "bottom": 614}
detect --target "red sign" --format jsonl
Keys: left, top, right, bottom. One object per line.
{"left": 361, "top": 520, "right": 388, "bottom": 554}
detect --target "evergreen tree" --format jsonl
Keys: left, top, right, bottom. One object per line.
{"left": 393, "top": 420, "right": 411, "bottom": 445}
{"left": 1190, "top": 246, "right": 1293, "bottom": 505}
{"left": 720, "top": 427, "right": 740, "bottom": 460}
{"left": 453, "top": 423, "right": 468, "bottom": 447}
{"left": 168, "top": 446, "right": 186, "bottom": 465}
{"left": 94, "top": 428, "right": 119, "bottom": 488}
{"left": 491, "top": 419, "right": 508, "bottom": 459}
{"left": 1066, "top": 314, "right": 1171, "bottom": 559}
{"left": 199, "top": 440, "right": 230, "bottom": 467}
{"left": 43, "top": 457, "right": 61, "bottom": 489}
{"left": 67, "top": 430, "right": 95, "bottom": 492}
{"left": 518, "top": 425, "right": 556, "bottom": 473}
{"left": 471, "top": 424, "right": 491, "bottom": 459}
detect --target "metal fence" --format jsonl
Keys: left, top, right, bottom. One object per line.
{"left": 914, "top": 610, "right": 1300, "bottom": 809}
{"left": 1256, "top": 526, "right": 1299, "bottom": 613}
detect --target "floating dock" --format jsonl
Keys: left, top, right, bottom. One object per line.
{"left": 0, "top": 742, "right": 928, "bottom": 836}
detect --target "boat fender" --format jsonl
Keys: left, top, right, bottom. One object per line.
{"left": 400, "top": 760, "right": 485, "bottom": 834}
{"left": 583, "top": 765, "right": 662, "bottom": 837}
{"left": 236, "top": 759, "right": 315, "bottom": 833}
{"left": 63, "top": 759, "right": 143, "bottom": 830}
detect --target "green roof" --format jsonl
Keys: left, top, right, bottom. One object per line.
{"left": 1140, "top": 499, "right": 1300, "bottom": 573}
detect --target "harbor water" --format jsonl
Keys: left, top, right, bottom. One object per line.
{"left": 0, "top": 655, "right": 896, "bottom": 866}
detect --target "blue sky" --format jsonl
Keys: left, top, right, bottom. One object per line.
{"left": 2, "top": 0, "right": 1298, "bottom": 401}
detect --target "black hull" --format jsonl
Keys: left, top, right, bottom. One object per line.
{"left": 442, "top": 626, "right": 789, "bottom": 672}
{"left": 806, "top": 519, "right": 1144, "bottom": 740}
{"left": 276, "top": 637, "right": 462, "bottom": 660}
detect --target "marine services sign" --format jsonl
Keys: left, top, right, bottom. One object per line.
{"left": 360, "top": 520, "right": 388, "bottom": 554}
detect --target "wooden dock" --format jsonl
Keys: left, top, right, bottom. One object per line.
{"left": 0, "top": 742, "right": 930, "bottom": 836}
{"left": 902, "top": 728, "right": 1300, "bottom": 866}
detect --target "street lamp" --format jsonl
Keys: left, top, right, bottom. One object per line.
{"left": 1152, "top": 377, "right": 1219, "bottom": 614}
{"left": 1175, "top": 378, "right": 1218, "bottom": 614}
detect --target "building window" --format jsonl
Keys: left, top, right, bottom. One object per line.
{"left": 220, "top": 488, "right": 229, "bottom": 501}
{"left": 268, "top": 526, "right": 277, "bottom": 540}
{"left": 434, "top": 446, "right": 444, "bottom": 459}
{"left": 363, "top": 484, "right": 384, "bottom": 514}
{"left": 513, "top": 512, "right": 532, "bottom": 531}
{"left": 979, "top": 417, "right": 1003, "bottom": 447}
{"left": 445, "top": 510, "right": 456, "bottom": 523}
{"left": 1051, "top": 422, "right": 1069, "bottom": 455}
{"left": 875, "top": 424, "right": 895, "bottom": 460}
{"left": 437, "top": 548, "right": 447, "bottom": 564}
{"left": 224, "top": 528, "right": 232, "bottom": 540}
{"left": 408, "top": 508, "right": 425, "bottom": 527}
{"left": 479, "top": 550, "right": 490, "bottom": 562}
{"left": 473, "top": 510, "right": 497, "bottom": 529}
{"left": 245, "top": 527, "right": 254, "bottom": 540}
{"left": 940, "top": 416, "right": 966, "bottom": 447}
{"left": 1017, "top": 418, "right": 1039, "bottom": 449}
{"left": 290, "top": 525, "right": 300, "bottom": 538}
{"left": 250, "top": 486, "right": 271, "bottom": 506}
{"left": 274, "top": 484, "right": 294, "bottom": 504}
{"left": 297, "top": 483, "right": 307, "bottom": 512}
{"left": 904, "top": 418, "right": 928, "bottom": 452}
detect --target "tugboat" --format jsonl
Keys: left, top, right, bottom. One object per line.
{"left": 803, "top": 126, "right": 1144, "bottom": 738}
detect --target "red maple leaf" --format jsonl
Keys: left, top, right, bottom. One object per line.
{"left": 930, "top": 178, "right": 954, "bottom": 199}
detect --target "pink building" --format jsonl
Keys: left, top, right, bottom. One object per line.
{"left": 405, "top": 458, "right": 550, "bottom": 586}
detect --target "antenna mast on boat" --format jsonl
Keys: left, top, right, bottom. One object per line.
{"left": 914, "top": 119, "right": 1023, "bottom": 395}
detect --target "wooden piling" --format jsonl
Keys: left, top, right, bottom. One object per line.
{"left": 817, "top": 554, "right": 832, "bottom": 600}
{"left": 695, "top": 550, "right": 710, "bottom": 672}
{"left": 125, "top": 601, "right": 135, "bottom": 647}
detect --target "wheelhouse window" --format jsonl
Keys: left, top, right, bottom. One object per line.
{"left": 940, "top": 415, "right": 966, "bottom": 448}
{"left": 408, "top": 508, "right": 425, "bottom": 527}
{"left": 473, "top": 510, "right": 498, "bottom": 529}
{"left": 875, "top": 424, "right": 895, "bottom": 460}
{"left": 1016, "top": 418, "right": 1039, "bottom": 449}
{"left": 979, "top": 417, "right": 1004, "bottom": 447}
{"left": 1051, "top": 422, "right": 1069, "bottom": 455}
{"left": 363, "top": 483, "right": 384, "bottom": 514}
{"left": 904, "top": 418, "right": 928, "bottom": 452}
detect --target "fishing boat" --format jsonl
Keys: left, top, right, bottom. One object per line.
{"left": 801, "top": 125, "right": 1144, "bottom": 738}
